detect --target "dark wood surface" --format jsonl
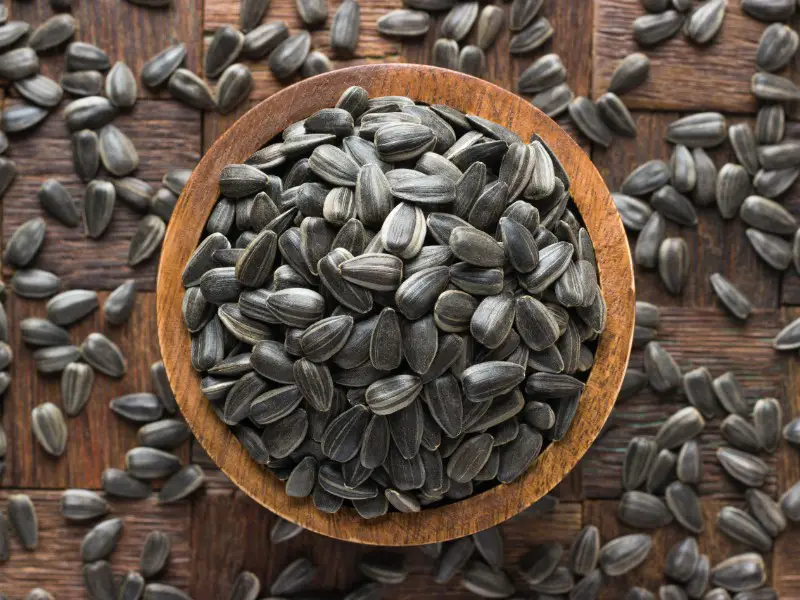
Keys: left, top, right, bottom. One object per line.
{"left": 1, "top": 0, "right": 799, "bottom": 598}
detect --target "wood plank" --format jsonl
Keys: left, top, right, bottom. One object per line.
{"left": 203, "top": 0, "right": 402, "bottom": 100}
{"left": 582, "top": 308, "right": 788, "bottom": 500}
{"left": 2, "top": 100, "right": 200, "bottom": 291}
{"left": 9, "top": 0, "right": 202, "bottom": 100}
{"left": 0, "top": 489, "right": 192, "bottom": 600}
{"left": 2, "top": 291, "right": 190, "bottom": 490}
{"left": 190, "top": 487, "right": 581, "bottom": 598}
{"left": 592, "top": 0, "right": 766, "bottom": 114}
{"left": 779, "top": 124, "right": 800, "bottom": 305}
{"left": 584, "top": 498, "right": 780, "bottom": 599}
{"left": 592, "top": 112, "right": 781, "bottom": 309}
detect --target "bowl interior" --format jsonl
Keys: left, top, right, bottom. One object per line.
{"left": 156, "top": 64, "right": 635, "bottom": 546}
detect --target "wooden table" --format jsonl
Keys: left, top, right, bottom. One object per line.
{"left": 1, "top": 0, "right": 799, "bottom": 598}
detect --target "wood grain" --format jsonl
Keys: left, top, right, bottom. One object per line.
{"left": 2, "top": 292, "right": 190, "bottom": 490}
{"left": 158, "top": 64, "right": 634, "bottom": 545}
{"left": 592, "top": 112, "right": 782, "bottom": 309}
{"left": 582, "top": 308, "right": 789, "bottom": 500}
{"left": 2, "top": 100, "right": 200, "bottom": 292}
{"left": 0, "top": 489, "right": 192, "bottom": 600}
{"left": 9, "top": 0, "right": 202, "bottom": 100}
{"left": 191, "top": 487, "right": 582, "bottom": 599}
{"left": 592, "top": 0, "right": 768, "bottom": 114}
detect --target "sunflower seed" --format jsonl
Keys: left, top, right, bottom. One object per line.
{"left": 65, "top": 96, "right": 117, "bottom": 130}
{"left": 59, "top": 489, "right": 108, "bottom": 523}
{"left": 752, "top": 397, "right": 781, "bottom": 454}
{"left": 125, "top": 447, "right": 181, "bottom": 480}
{"left": 83, "top": 560, "right": 116, "bottom": 600}
{"left": 47, "top": 289, "right": 99, "bottom": 326}
{"left": 752, "top": 72, "right": 800, "bottom": 102}
{"left": 138, "top": 419, "right": 190, "bottom": 450}
{"left": 138, "top": 531, "right": 171, "bottom": 579}
{"left": 168, "top": 69, "right": 216, "bottom": 110}
{"left": 270, "top": 557, "right": 316, "bottom": 595}
{"left": 635, "top": 212, "right": 665, "bottom": 269}
{"left": 139, "top": 43, "right": 186, "bottom": 89}
{"left": 325, "top": 1, "right": 359, "bottom": 56}
{"left": 646, "top": 448, "right": 677, "bottom": 494}
{"left": 569, "top": 97, "right": 613, "bottom": 147}
{"left": 429, "top": 37, "right": 459, "bottom": 70}
{"left": 216, "top": 63, "right": 253, "bottom": 114}
{"left": 745, "top": 488, "right": 786, "bottom": 538}
{"left": 709, "top": 273, "right": 752, "bottom": 320}
{"left": 4, "top": 217, "right": 46, "bottom": 268}
{"left": 268, "top": 31, "right": 311, "bottom": 79}
{"left": 599, "top": 534, "right": 652, "bottom": 577}
{"left": 446, "top": 433, "right": 493, "bottom": 483}
{"left": 143, "top": 583, "right": 192, "bottom": 600}
{"left": 461, "top": 561, "right": 514, "bottom": 598}
{"left": 300, "top": 50, "right": 333, "bottom": 78}
{"left": 29, "top": 14, "right": 75, "bottom": 51}
{"left": 14, "top": 75, "right": 63, "bottom": 109}
{"left": 531, "top": 83, "right": 574, "bottom": 118}
{"left": 633, "top": 10, "right": 684, "bottom": 45}
{"left": 675, "top": 439, "right": 702, "bottom": 484}
{"left": 102, "top": 467, "right": 152, "bottom": 499}
{"left": 33, "top": 345, "right": 79, "bottom": 374}
{"left": 717, "top": 506, "right": 772, "bottom": 553}
{"left": 754, "top": 167, "right": 799, "bottom": 199}
{"left": 664, "top": 537, "right": 699, "bottom": 583}
{"left": 780, "top": 480, "right": 800, "bottom": 522}
{"left": 83, "top": 180, "right": 116, "bottom": 238}
{"left": 205, "top": 26, "right": 245, "bottom": 80}
{"left": 101, "top": 61, "right": 137, "bottom": 110}
{"left": 117, "top": 571, "right": 145, "bottom": 600}
{"left": 71, "top": 129, "right": 100, "bottom": 181}
{"left": 614, "top": 193, "right": 653, "bottom": 231}
{"left": 0, "top": 48, "right": 39, "bottom": 82}
{"left": 470, "top": 5, "right": 503, "bottom": 50}
{"left": 159, "top": 464, "right": 205, "bottom": 503}
{"left": 712, "top": 371, "right": 748, "bottom": 415}
{"left": 756, "top": 105, "right": 784, "bottom": 145}
{"left": 80, "top": 518, "right": 123, "bottom": 562}
{"left": 757, "top": 141, "right": 800, "bottom": 173}
{"left": 623, "top": 436, "right": 658, "bottom": 490}
{"left": 596, "top": 91, "right": 639, "bottom": 138}
{"left": 368, "top": 307, "right": 401, "bottom": 370}
{"left": 519, "top": 542, "right": 562, "bottom": 586}
{"left": 685, "top": 0, "right": 726, "bottom": 44}
{"left": 667, "top": 112, "right": 727, "bottom": 148}
{"left": 0, "top": 21, "right": 30, "bottom": 51}
{"left": 112, "top": 177, "right": 153, "bottom": 212}
{"left": 608, "top": 53, "right": 650, "bottom": 96}
{"left": 509, "top": 17, "right": 553, "bottom": 54}
{"left": 618, "top": 490, "right": 673, "bottom": 528}
{"left": 271, "top": 517, "right": 305, "bottom": 545}
{"left": 12, "top": 269, "right": 61, "bottom": 299}
{"left": 496, "top": 422, "right": 542, "bottom": 482}
{"left": 644, "top": 341, "right": 681, "bottom": 392}
{"left": 31, "top": 402, "right": 68, "bottom": 456}
{"left": 19, "top": 318, "right": 69, "bottom": 348}
{"left": 81, "top": 332, "right": 127, "bottom": 378}
{"left": 710, "top": 554, "right": 766, "bottom": 593}
{"left": 59, "top": 363, "right": 95, "bottom": 418}
{"left": 622, "top": 160, "right": 671, "bottom": 197}
{"left": 656, "top": 407, "right": 705, "bottom": 451}
{"left": 518, "top": 53, "right": 565, "bottom": 94}
{"left": 438, "top": 1, "right": 477, "bottom": 41}
{"left": 456, "top": 45, "right": 483, "bottom": 77}
{"left": 658, "top": 237, "right": 689, "bottom": 295}
{"left": 717, "top": 447, "right": 769, "bottom": 488}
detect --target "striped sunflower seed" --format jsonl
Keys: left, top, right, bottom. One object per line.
{"left": 712, "top": 371, "right": 748, "bottom": 415}
{"left": 753, "top": 397, "right": 781, "bottom": 454}
{"left": 31, "top": 403, "right": 68, "bottom": 456}
{"left": 81, "top": 332, "right": 127, "bottom": 378}
{"left": 102, "top": 467, "right": 152, "bottom": 499}
{"left": 614, "top": 193, "right": 653, "bottom": 231}
{"left": 753, "top": 167, "right": 799, "bottom": 199}
{"left": 510, "top": 0, "right": 543, "bottom": 31}
{"left": 691, "top": 147, "right": 717, "bottom": 206}
{"left": 440, "top": 1, "right": 478, "bottom": 41}
{"left": 756, "top": 104, "right": 784, "bottom": 145}
{"left": 142, "top": 43, "right": 186, "bottom": 87}
{"left": 62, "top": 363, "right": 94, "bottom": 417}
{"left": 740, "top": 195, "right": 797, "bottom": 235}
{"left": 717, "top": 447, "right": 769, "bottom": 488}
{"left": 644, "top": 341, "right": 681, "bottom": 392}
{"left": 497, "top": 423, "right": 542, "bottom": 482}
{"left": 0, "top": 48, "right": 39, "bottom": 82}
{"left": 168, "top": 69, "right": 216, "bottom": 110}
{"left": 270, "top": 557, "right": 316, "bottom": 595}
{"left": 531, "top": 83, "right": 574, "bottom": 118}
{"left": 104, "top": 279, "right": 137, "bottom": 325}
{"left": 665, "top": 481, "right": 704, "bottom": 534}
{"left": 47, "top": 289, "right": 98, "bottom": 326}
{"left": 519, "top": 542, "right": 561, "bottom": 585}
{"left": 0, "top": 21, "right": 31, "bottom": 52}
{"left": 757, "top": 140, "right": 800, "bottom": 171}
{"left": 83, "top": 560, "right": 116, "bottom": 600}
{"left": 140, "top": 531, "right": 171, "bottom": 578}
{"left": 780, "top": 480, "right": 800, "bottom": 522}
{"left": 670, "top": 144, "right": 696, "bottom": 192}
{"left": 4, "top": 217, "right": 46, "bottom": 268}
{"left": 658, "top": 237, "right": 689, "bottom": 295}
{"left": 81, "top": 517, "right": 123, "bottom": 562}
{"left": 138, "top": 419, "right": 190, "bottom": 450}
{"left": 476, "top": 5, "right": 504, "bottom": 50}
{"left": 216, "top": 63, "right": 253, "bottom": 115}
{"left": 83, "top": 180, "right": 116, "bottom": 238}
{"left": 20, "top": 318, "right": 70, "bottom": 347}
{"left": 726, "top": 124, "right": 759, "bottom": 176}
{"left": 461, "top": 561, "right": 514, "bottom": 598}
{"left": 11, "top": 270, "right": 60, "bottom": 300}
{"left": 599, "top": 534, "right": 652, "bottom": 577}
{"left": 646, "top": 448, "right": 677, "bottom": 494}
{"left": 717, "top": 506, "right": 772, "bottom": 553}
{"left": 110, "top": 393, "right": 164, "bottom": 422}
{"left": 569, "top": 96, "right": 613, "bottom": 147}
{"left": 34, "top": 345, "right": 80, "bottom": 374}
{"left": 159, "top": 465, "right": 205, "bottom": 503}
{"left": 29, "top": 14, "right": 75, "bottom": 51}
{"left": 752, "top": 72, "right": 800, "bottom": 102}
{"left": 330, "top": 1, "right": 360, "bottom": 55}
{"left": 14, "top": 75, "right": 63, "bottom": 108}
{"left": 119, "top": 572, "right": 145, "bottom": 600}
{"left": 618, "top": 490, "right": 673, "bottom": 528}
{"left": 205, "top": 25, "right": 244, "bottom": 79}
{"left": 655, "top": 406, "right": 705, "bottom": 449}
{"left": 143, "top": 583, "right": 192, "bottom": 600}
{"left": 569, "top": 525, "right": 600, "bottom": 577}
{"left": 676, "top": 439, "right": 702, "bottom": 484}
{"left": 268, "top": 31, "right": 311, "bottom": 80}
{"left": 633, "top": 10, "right": 684, "bottom": 45}
{"left": 746, "top": 488, "right": 787, "bottom": 538}
{"left": 65, "top": 96, "right": 116, "bottom": 130}
{"left": 622, "top": 160, "right": 671, "bottom": 196}
{"left": 635, "top": 212, "right": 665, "bottom": 269}
{"left": 509, "top": 17, "right": 553, "bottom": 54}
{"left": 710, "top": 554, "right": 766, "bottom": 593}
{"left": 664, "top": 537, "right": 699, "bottom": 583}
{"left": 72, "top": 129, "right": 99, "bottom": 182}
{"left": 609, "top": 52, "right": 650, "bottom": 95}
{"left": 667, "top": 112, "right": 727, "bottom": 148}
{"left": 684, "top": 0, "right": 726, "bottom": 44}
{"left": 432, "top": 38, "right": 459, "bottom": 70}
{"left": 458, "top": 45, "right": 484, "bottom": 77}
{"left": 709, "top": 273, "right": 752, "bottom": 320}
{"left": 60, "top": 489, "right": 108, "bottom": 522}
{"left": 105, "top": 61, "right": 137, "bottom": 108}
{"left": 519, "top": 53, "right": 565, "bottom": 94}
{"left": 623, "top": 436, "right": 658, "bottom": 490}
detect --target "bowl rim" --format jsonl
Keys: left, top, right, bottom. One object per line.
{"left": 157, "top": 63, "right": 635, "bottom": 546}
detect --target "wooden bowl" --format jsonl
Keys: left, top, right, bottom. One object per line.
{"left": 157, "top": 64, "right": 635, "bottom": 546}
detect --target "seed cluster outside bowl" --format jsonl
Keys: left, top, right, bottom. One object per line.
{"left": 181, "top": 85, "right": 607, "bottom": 518}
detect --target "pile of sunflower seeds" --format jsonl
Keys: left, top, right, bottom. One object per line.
{"left": 184, "top": 84, "right": 607, "bottom": 516}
